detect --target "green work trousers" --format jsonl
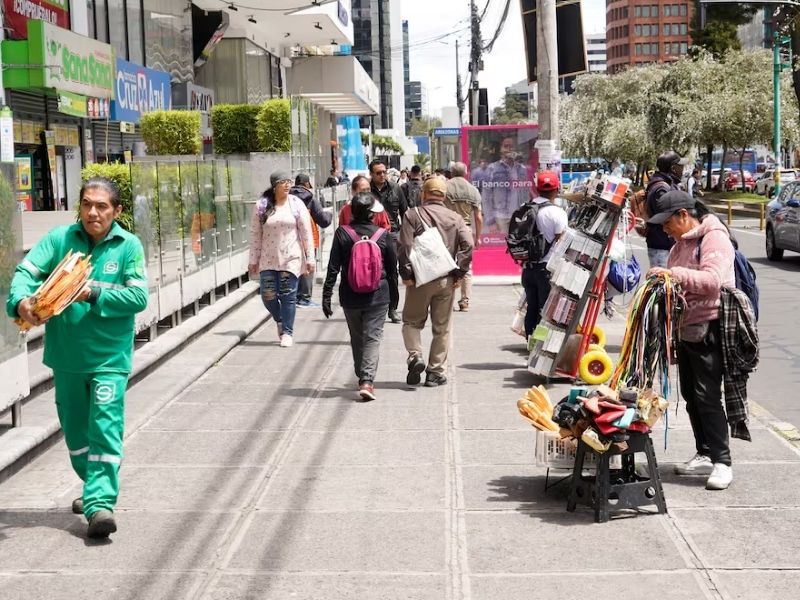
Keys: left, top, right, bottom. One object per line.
{"left": 53, "top": 370, "right": 127, "bottom": 518}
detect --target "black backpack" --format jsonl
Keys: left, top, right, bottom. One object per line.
{"left": 402, "top": 180, "right": 423, "bottom": 208}
{"left": 506, "top": 202, "right": 551, "bottom": 263}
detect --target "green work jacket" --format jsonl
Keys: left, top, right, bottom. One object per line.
{"left": 6, "top": 222, "right": 148, "bottom": 374}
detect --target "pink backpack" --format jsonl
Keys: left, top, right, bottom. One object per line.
{"left": 343, "top": 225, "right": 385, "bottom": 293}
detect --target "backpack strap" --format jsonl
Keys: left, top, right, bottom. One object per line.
{"left": 342, "top": 225, "right": 360, "bottom": 243}
{"left": 414, "top": 207, "right": 431, "bottom": 230}
{"left": 369, "top": 227, "right": 386, "bottom": 242}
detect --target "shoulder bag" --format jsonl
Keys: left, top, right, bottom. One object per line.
{"left": 409, "top": 207, "right": 458, "bottom": 286}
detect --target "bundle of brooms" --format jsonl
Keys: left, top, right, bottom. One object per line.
{"left": 517, "top": 385, "right": 560, "bottom": 432}
{"left": 15, "top": 251, "right": 92, "bottom": 331}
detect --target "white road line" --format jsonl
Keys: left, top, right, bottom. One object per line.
{"left": 730, "top": 227, "right": 765, "bottom": 237}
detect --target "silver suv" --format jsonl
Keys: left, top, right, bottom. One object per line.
{"left": 766, "top": 180, "right": 800, "bottom": 260}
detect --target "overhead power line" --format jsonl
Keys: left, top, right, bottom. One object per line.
{"left": 481, "top": 0, "right": 512, "bottom": 53}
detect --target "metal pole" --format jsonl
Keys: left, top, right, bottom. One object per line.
{"left": 536, "top": 0, "right": 559, "bottom": 143}
{"left": 774, "top": 32, "right": 782, "bottom": 196}
{"left": 470, "top": 0, "right": 480, "bottom": 126}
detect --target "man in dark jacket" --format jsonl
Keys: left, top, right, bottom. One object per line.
{"left": 401, "top": 165, "right": 424, "bottom": 209}
{"left": 291, "top": 173, "right": 332, "bottom": 306}
{"left": 370, "top": 159, "right": 407, "bottom": 322}
{"left": 398, "top": 177, "right": 474, "bottom": 387}
{"left": 645, "top": 151, "right": 683, "bottom": 267}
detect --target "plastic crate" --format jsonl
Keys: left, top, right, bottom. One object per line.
{"left": 534, "top": 429, "right": 596, "bottom": 470}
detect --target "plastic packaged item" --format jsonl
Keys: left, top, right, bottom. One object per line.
{"left": 581, "top": 427, "right": 611, "bottom": 453}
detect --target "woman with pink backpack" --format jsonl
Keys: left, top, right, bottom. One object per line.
{"left": 322, "top": 192, "right": 398, "bottom": 401}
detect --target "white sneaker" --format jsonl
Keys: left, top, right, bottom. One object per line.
{"left": 279, "top": 334, "right": 293, "bottom": 348}
{"left": 674, "top": 453, "right": 713, "bottom": 475}
{"left": 706, "top": 463, "right": 733, "bottom": 490}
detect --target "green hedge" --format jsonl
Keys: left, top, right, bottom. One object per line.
{"left": 80, "top": 162, "right": 133, "bottom": 232}
{"left": 211, "top": 104, "right": 261, "bottom": 154}
{"left": 257, "top": 98, "right": 291, "bottom": 152}
{"left": 140, "top": 110, "right": 201, "bottom": 156}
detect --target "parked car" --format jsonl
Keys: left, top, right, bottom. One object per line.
{"left": 724, "top": 170, "right": 756, "bottom": 192}
{"left": 766, "top": 180, "right": 800, "bottom": 261}
{"left": 703, "top": 168, "right": 731, "bottom": 189}
{"left": 756, "top": 169, "right": 798, "bottom": 197}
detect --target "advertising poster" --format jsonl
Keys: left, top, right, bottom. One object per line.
{"left": 15, "top": 155, "right": 31, "bottom": 191}
{"left": 461, "top": 124, "right": 539, "bottom": 275}
{"left": 111, "top": 58, "right": 172, "bottom": 124}
{"left": 21, "top": 121, "right": 34, "bottom": 144}
{"left": 44, "top": 130, "right": 60, "bottom": 202}
{"left": 3, "top": 0, "right": 70, "bottom": 40}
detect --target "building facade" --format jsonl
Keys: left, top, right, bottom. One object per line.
{"left": 606, "top": 1, "right": 693, "bottom": 74}
{"left": 405, "top": 81, "right": 425, "bottom": 126}
{"left": 352, "top": 0, "right": 404, "bottom": 129}
{"left": 738, "top": 8, "right": 771, "bottom": 51}
{"left": 586, "top": 33, "right": 607, "bottom": 73}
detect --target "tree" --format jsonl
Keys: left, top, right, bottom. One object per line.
{"left": 690, "top": 1, "right": 758, "bottom": 57}
{"left": 414, "top": 153, "right": 431, "bottom": 170}
{"left": 492, "top": 87, "right": 533, "bottom": 124}
{"left": 408, "top": 116, "right": 441, "bottom": 136}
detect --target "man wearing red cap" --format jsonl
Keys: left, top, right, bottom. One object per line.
{"left": 510, "top": 170, "right": 567, "bottom": 339}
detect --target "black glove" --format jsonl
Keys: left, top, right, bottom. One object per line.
{"left": 322, "top": 297, "right": 333, "bottom": 318}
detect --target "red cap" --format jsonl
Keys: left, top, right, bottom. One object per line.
{"left": 536, "top": 171, "right": 559, "bottom": 192}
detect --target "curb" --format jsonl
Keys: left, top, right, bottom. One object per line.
{"left": 750, "top": 400, "right": 800, "bottom": 451}
{"left": 0, "top": 281, "right": 269, "bottom": 481}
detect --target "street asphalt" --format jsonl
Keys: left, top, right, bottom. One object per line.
{"left": 0, "top": 261, "right": 798, "bottom": 599}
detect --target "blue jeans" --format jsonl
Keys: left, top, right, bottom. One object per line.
{"left": 260, "top": 270, "right": 299, "bottom": 336}
{"left": 647, "top": 248, "right": 670, "bottom": 269}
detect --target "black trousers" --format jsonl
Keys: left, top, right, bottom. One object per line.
{"left": 521, "top": 264, "right": 551, "bottom": 338}
{"left": 388, "top": 231, "right": 399, "bottom": 312}
{"left": 297, "top": 273, "right": 313, "bottom": 301}
{"left": 676, "top": 320, "right": 731, "bottom": 466}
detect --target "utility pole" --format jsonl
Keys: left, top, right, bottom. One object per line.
{"left": 456, "top": 40, "right": 465, "bottom": 124}
{"left": 536, "top": 0, "right": 559, "bottom": 144}
{"left": 469, "top": 0, "right": 481, "bottom": 126}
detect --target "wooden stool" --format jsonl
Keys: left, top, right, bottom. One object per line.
{"left": 566, "top": 431, "right": 667, "bottom": 523}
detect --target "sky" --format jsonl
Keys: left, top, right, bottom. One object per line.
{"left": 400, "top": 0, "right": 605, "bottom": 118}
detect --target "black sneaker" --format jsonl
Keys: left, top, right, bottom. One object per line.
{"left": 87, "top": 510, "right": 117, "bottom": 539}
{"left": 425, "top": 373, "right": 448, "bottom": 387}
{"left": 388, "top": 310, "right": 401, "bottom": 324}
{"left": 406, "top": 356, "right": 426, "bottom": 385}
{"left": 71, "top": 497, "right": 83, "bottom": 515}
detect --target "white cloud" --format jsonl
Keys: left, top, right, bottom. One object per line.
{"left": 400, "top": 0, "right": 605, "bottom": 118}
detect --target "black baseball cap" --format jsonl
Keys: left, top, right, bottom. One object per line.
{"left": 647, "top": 190, "right": 695, "bottom": 225}
{"left": 295, "top": 172, "right": 311, "bottom": 186}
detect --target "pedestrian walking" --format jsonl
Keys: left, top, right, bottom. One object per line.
{"left": 370, "top": 159, "right": 407, "bottom": 324}
{"left": 7, "top": 177, "right": 148, "bottom": 538}
{"left": 687, "top": 167, "right": 703, "bottom": 198}
{"left": 508, "top": 171, "right": 568, "bottom": 339}
{"left": 398, "top": 177, "right": 474, "bottom": 387}
{"left": 322, "top": 192, "right": 398, "bottom": 401}
{"left": 646, "top": 192, "right": 736, "bottom": 490}
{"left": 249, "top": 170, "right": 315, "bottom": 348}
{"left": 644, "top": 151, "right": 683, "bottom": 267}
{"left": 290, "top": 173, "right": 332, "bottom": 307}
{"left": 401, "top": 165, "right": 424, "bottom": 209}
{"left": 445, "top": 161, "right": 484, "bottom": 312}
{"left": 339, "top": 175, "right": 392, "bottom": 231}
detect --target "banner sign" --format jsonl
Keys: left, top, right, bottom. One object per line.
{"left": 57, "top": 91, "right": 87, "bottom": 117}
{"left": 28, "top": 20, "right": 115, "bottom": 99}
{"left": 433, "top": 127, "right": 461, "bottom": 137}
{"left": 3, "top": 0, "right": 69, "bottom": 40}
{"left": 111, "top": 58, "right": 172, "bottom": 123}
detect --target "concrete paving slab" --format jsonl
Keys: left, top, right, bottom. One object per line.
{"left": 117, "top": 466, "right": 262, "bottom": 511}
{"left": 0, "top": 573, "right": 200, "bottom": 600}
{"left": 469, "top": 572, "right": 711, "bottom": 600}
{"left": 465, "top": 512, "right": 687, "bottom": 573}
{"left": 672, "top": 508, "right": 800, "bottom": 569}
{"left": 302, "top": 400, "right": 445, "bottom": 431}
{"left": 123, "top": 431, "right": 284, "bottom": 467}
{"left": 714, "top": 569, "right": 800, "bottom": 600}
{"left": 256, "top": 465, "right": 446, "bottom": 511}
{"left": 281, "top": 430, "right": 445, "bottom": 467}
{"left": 654, "top": 429, "right": 800, "bottom": 464}
{"left": 143, "top": 401, "right": 303, "bottom": 432}
{"left": 461, "top": 465, "right": 570, "bottom": 512}
{"left": 0, "top": 510, "right": 229, "bottom": 570}
{"left": 0, "top": 467, "right": 77, "bottom": 509}
{"left": 228, "top": 511, "right": 445, "bottom": 572}
{"left": 458, "top": 402, "right": 535, "bottom": 430}
{"left": 204, "top": 573, "right": 446, "bottom": 600}
{"left": 459, "top": 430, "right": 536, "bottom": 465}
{"left": 661, "top": 462, "right": 800, "bottom": 508}
{"left": 169, "top": 382, "right": 298, "bottom": 403}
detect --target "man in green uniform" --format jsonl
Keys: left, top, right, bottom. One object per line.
{"left": 7, "top": 177, "right": 148, "bottom": 538}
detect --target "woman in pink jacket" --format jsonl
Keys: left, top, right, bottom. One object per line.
{"left": 249, "top": 170, "right": 315, "bottom": 348}
{"left": 647, "top": 191, "right": 735, "bottom": 491}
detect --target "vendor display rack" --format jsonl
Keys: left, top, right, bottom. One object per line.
{"left": 527, "top": 173, "right": 630, "bottom": 383}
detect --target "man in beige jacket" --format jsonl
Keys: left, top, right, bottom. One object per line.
{"left": 398, "top": 178, "right": 474, "bottom": 387}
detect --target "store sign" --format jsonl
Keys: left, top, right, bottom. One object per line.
{"left": 57, "top": 90, "right": 87, "bottom": 117}
{"left": 28, "top": 20, "right": 115, "bottom": 99}
{"left": 337, "top": 0, "right": 349, "bottom": 26}
{"left": 111, "top": 58, "right": 172, "bottom": 123}
{"left": 87, "top": 97, "right": 111, "bottom": 119}
{"left": 433, "top": 128, "right": 461, "bottom": 137}
{"left": 3, "top": 0, "right": 70, "bottom": 40}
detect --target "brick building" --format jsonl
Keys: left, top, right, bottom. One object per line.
{"left": 606, "top": 1, "right": 694, "bottom": 74}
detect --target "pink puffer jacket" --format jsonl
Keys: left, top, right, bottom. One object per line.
{"left": 667, "top": 214, "right": 735, "bottom": 327}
